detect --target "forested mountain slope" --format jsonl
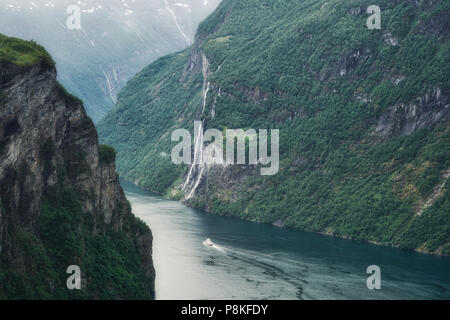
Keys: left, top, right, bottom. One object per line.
{"left": 99, "top": 0, "right": 450, "bottom": 255}
{"left": 0, "top": 34, "right": 154, "bottom": 299}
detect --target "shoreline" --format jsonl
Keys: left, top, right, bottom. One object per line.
{"left": 125, "top": 179, "right": 449, "bottom": 259}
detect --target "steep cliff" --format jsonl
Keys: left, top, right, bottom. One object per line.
{"left": 99, "top": 0, "right": 449, "bottom": 255}
{"left": 0, "top": 34, "right": 154, "bottom": 299}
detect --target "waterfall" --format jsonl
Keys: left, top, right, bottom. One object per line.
{"left": 163, "top": 0, "right": 192, "bottom": 45}
{"left": 187, "top": 164, "right": 206, "bottom": 199}
{"left": 182, "top": 51, "right": 210, "bottom": 198}
{"left": 182, "top": 120, "right": 204, "bottom": 191}
{"left": 202, "top": 81, "right": 211, "bottom": 114}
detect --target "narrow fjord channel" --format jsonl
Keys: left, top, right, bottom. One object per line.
{"left": 122, "top": 181, "right": 450, "bottom": 300}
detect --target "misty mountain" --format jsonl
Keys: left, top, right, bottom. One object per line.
{"left": 0, "top": 0, "right": 220, "bottom": 121}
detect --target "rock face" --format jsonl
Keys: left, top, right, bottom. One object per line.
{"left": 373, "top": 88, "right": 450, "bottom": 139}
{"left": 0, "top": 48, "right": 154, "bottom": 298}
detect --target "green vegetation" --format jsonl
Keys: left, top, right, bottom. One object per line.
{"left": 56, "top": 82, "right": 84, "bottom": 106}
{"left": 0, "top": 34, "right": 154, "bottom": 299}
{"left": 99, "top": 0, "right": 450, "bottom": 254}
{"left": 0, "top": 33, "right": 54, "bottom": 68}
{"left": 398, "top": 182, "right": 450, "bottom": 254}
{"left": 99, "top": 144, "right": 117, "bottom": 164}
{"left": 0, "top": 186, "right": 153, "bottom": 299}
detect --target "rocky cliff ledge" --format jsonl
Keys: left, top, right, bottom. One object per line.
{"left": 0, "top": 36, "right": 154, "bottom": 299}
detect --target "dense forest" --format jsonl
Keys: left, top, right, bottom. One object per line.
{"left": 99, "top": 0, "right": 449, "bottom": 255}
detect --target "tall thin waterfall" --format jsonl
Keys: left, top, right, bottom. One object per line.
{"left": 182, "top": 120, "right": 204, "bottom": 191}
{"left": 182, "top": 51, "right": 210, "bottom": 199}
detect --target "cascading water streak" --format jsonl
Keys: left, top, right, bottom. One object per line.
{"left": 182, "top": 51, "right": 211, "bottom": 198}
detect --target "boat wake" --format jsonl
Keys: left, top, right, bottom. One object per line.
{"left": 212, "top": 244, "right": 226, "bottom": 252}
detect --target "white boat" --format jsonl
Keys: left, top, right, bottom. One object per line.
{"left": 203, "top": 238, "right": 214, "bottom": 247}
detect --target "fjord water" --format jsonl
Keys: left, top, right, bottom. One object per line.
{"left": 122, "top": 181, "right": 450, "bottom": 300}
